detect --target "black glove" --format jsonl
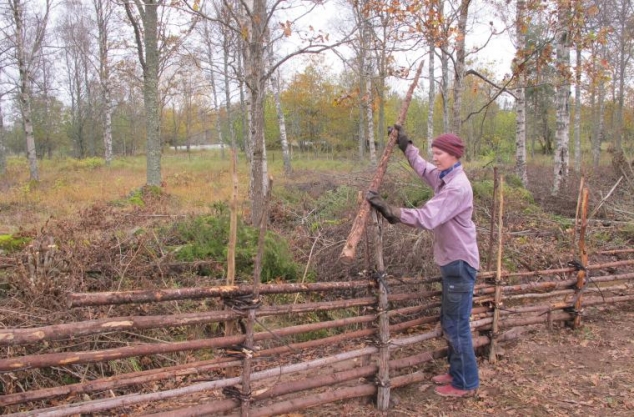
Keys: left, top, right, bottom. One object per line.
{"left": 388, "top": 124, "right": 411, "bottom": 153}
{"left": 366, "top": 191, "right": 401, "bottom": 224}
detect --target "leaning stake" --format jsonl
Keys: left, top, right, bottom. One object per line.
{"left": 339, "top": 60, "right": 425, "bottom": 264}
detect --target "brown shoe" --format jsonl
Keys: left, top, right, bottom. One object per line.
{"left": 434, "top": 384, "right": 476, "bottom": 397}
{"left": 431, "top": 373, "right": 453, "bottom": 385}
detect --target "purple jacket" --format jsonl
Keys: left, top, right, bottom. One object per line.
{"left": 399, "top": 145, "right": 480, "bottom": 270}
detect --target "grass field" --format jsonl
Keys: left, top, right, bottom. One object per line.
{"left": 0, "top": 150, "right": 362, "bottom": 233}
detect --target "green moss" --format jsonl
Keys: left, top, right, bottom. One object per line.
{"left": 0, "top": 234, "right": 31, "bottom": 253}
{"left": 114, "top": 186, "right": 165, "bottom": 208}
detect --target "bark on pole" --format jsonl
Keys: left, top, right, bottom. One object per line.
{"left": 340, "top": 60, "right": 425, "bottom": 264}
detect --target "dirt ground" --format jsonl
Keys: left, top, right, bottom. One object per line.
{"left": 304, "top": 302, "right": 634, "bottom": 417}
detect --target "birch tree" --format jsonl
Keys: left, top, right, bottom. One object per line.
{"left": 198, "top": 17, "right": 226, "bottom": 158}
{"left": 514, "top": 0, "right": 528, "bottom": 185}
{"left": 552, "top": 0, "right": 571, "bottom": 195}
{"left": 363, "top": 19, "right": 376, "bottom": 165}
{"left": 270, "top": 65, "right": 291, "bottom": 175}
{"left": 59, "top": 0, "right": 95, "bottom": 159}
{"left": 122, "top": 0, "right": 164, "bottom": 187}
{"left": 607, "top": 0, "right": 634, "bottom": 153}
{"left": 94, "top": 0, "right": 115, "bottom": 166}
{"left": 451, "top": 0, "right": 471, "bottom": 134}
{"left": 183, "top": 0, "right": 347, "bottom": 224}
{"left": 5, "top": 0, "right": 51, "bottom": 181}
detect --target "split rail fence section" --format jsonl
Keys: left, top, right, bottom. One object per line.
{"left": 1, "top": 253, "right": 634, "bottom": 416}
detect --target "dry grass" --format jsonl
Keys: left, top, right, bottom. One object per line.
{"left": 0, "top": 150, "right": 362, "bottom": 234}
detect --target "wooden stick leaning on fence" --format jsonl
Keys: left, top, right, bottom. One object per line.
{"left": 339, "top": 59, "right": 425, "bottom": 264}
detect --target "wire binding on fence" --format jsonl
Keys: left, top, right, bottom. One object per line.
{"left": 222, "top": 386, "right": 252, "bottom": 402}
{"left": 375, "top": 376, "right": 391, "bottom": 388}
{"left": 373, "top": 270, "right": 390, "bottom": 293}
{"left": 567, "top": 260, "right": 586, "bottom": 272}
{"left": 222, "top": 293, "right": 263, "bottom": 312}
{"left": 225, "top": 344, "right": 255, "bottom": 359}
{"left": 372, "top": 337, "right": 393, "bottom": 349}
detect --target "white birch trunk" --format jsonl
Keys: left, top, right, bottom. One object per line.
{"left": 365, "top": 60, "right": 376, "bottom": 165}
{"left": 451, "top": 0, "right": 471, "bottom": 135}
{"left": 595, "top": 73, "right": 605, "bottom": 169}
{"left": 573, "top": 45, "right": 582, "bottom": 173}
{"left": 202, "top": 21, "right": 225, "bottom": 159}
{"left": 552, "top": 3, "right": 571, "bottom": 195}
{"left": 440, "top": 1, "right": 450, "bottom": 134}
{"left": 271, "top": 70, "right": 291, "bottom": 175}
{"left": 12, "top": 0, "right": 39, "bottom": 181}
{"left": 515, "top": 0, "right": 528, "bottom": 186}
{"left": 95, "top": 0, "right": 113, "bottom": 166}
{"left": 358, "top": 54, "right": 366, "bottom": 160}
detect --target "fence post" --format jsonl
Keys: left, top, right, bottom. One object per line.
{"left": 238, "top": 177, "right": 272, "bottom": 416}
{"left": 371, "top": 210, "right": 391, "bottom": 410}
{"left": 572, "top": 187, "right": 589, "bottom": 329}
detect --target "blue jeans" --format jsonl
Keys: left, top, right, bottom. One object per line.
{"left": 440, "top": 260, "right": 479, "bottom": 390}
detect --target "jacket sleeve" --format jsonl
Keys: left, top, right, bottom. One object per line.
{"left": 400, "top": 183, "right": 470, "bottom": 230}
{"left": 404, "top": 144, "right": 441, "bottom": 190}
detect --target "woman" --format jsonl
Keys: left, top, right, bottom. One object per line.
{"left": 366, "top": 125, "right": 480, "bottom": 397}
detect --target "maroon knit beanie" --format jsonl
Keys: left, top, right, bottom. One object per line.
{"left": 431, "top": 133, "right": 465, "bottom": 158}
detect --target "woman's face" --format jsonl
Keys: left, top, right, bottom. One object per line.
{"left": 432, "top": 147, "right": 459, "bottom": 171}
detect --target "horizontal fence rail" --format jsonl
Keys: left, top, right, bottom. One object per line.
{"left": 2, "top": 255, "right": 634, "bottom": 416}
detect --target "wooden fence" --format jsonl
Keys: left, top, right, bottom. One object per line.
{"left": 2, "top": 174, "right": 633, "bottom": 415}
{"left": 1, "top": 252, "right": 634, "bottom": 416}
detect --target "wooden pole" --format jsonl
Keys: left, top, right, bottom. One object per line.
{"left": 68, "top": 281, "right": 374, "bottom": 307}
{"left": 371, "top": 211, "right": 390, "bottom": 410}
{"left": 573, "top": 187, "right": 589, "bottom": 329}
{"left": 240, "top": 177, "right": 272, "bottom": 416}
{"left": 340, "top": 60, "right": 425, "bottom": 264}
{"left": 489, "top": 175, "right": 504, "bottom": 362}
